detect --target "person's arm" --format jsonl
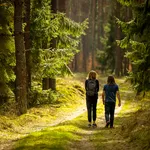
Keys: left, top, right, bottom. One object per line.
{"left": 102, "top": 91, "right": 105, "bottom": 105}
{"left": 85, "top": 80, "right": 87, "bottom": 91}
{"left": 116, "top": 91, "right": 121, "bottom": 107}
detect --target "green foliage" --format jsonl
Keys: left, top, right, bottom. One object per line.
{"left": 96, "top": 15, "right": 116, "bottom": 73}
{"left": 56, "top": 13, "right": 88, "bottom": 48}
{"left": 96, "top": 51, "right": 107, "bottom": 73}
{"left": 31, "top": 0, "right": 88, "bottom": 79}
{"left": 0, "top": 2, "right": 15, "bottom": 101}
{"left": 34, "top": 48, "right": 78, "bottom": 79}
{"left": 28, "top": 76, "right": 85, "bottom": 107}
{"left": 117, "top": 0, "right": 150, "bottom": 93}
{"left": 117, "top": 0, "right": 143, "bottom": 6}
{"left": 29, "top": 88, "right": 59, "bottom": 106}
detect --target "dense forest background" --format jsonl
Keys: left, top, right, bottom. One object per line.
{"left": 0, "top": 0, "right": 149, "bottom": 115}
{"left": 67, "top": 0, "right": 131, "bottom": 75}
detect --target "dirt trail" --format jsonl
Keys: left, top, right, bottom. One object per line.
{"left": 0, "top": 105, "right": 87, "bottom": 150}
{"left": 0, "top": 101, "right": 124, "bottom": 150}
{"left": 29, "top": 104, "right": 87, "bottom": 132}
{"left": 69, "top": 101, "right": 124, "bottom": 150}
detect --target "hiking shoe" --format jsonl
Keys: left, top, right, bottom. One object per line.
{"left": 92, "top": 123, "right": 97, "bottom": 127}
{"left": 105, "top": 121, "right": 110, "bottom": 128}
{"left": 88, "top": 124, "right": 91, "bottom": 127}
{"left": 110, "top": 126, "right": 114, "bottom": 129}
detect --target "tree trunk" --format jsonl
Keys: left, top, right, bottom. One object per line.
{"left": 115, "top": 2, "right": 122, "bottom": 77}
{"left": 69, "top": 0, "right": 82, "bottom": 72}
{"left": 49, "top": 0, "right": 58, "bottom": 90}
{"left": 42, "top": 0, "right": 58, "bottom": 90}
{"left": 45, "top": 0, "right": 66, "bottom": 91}
{"left": 100, "top": 0, "right": 104, "bottom": 50}
{"left": 49, "top": 78, "right": 56, "bottom": 91}
{"left": 82, "top": 0, "right": 91, "bottom": 72}
{"left": 91, "top": 0, "right": 96, "bottom": 69}
{"left": 24, "top": 0, "right": 31, "bottom": 106}
{"left": 14, "top": 0, "right": 27, "bottom": 115}
{"left": 57, "top": 0, "right": 66, "bottom": 12}
{"left": 42, "top": 78, "right": 50, "bottom": 90}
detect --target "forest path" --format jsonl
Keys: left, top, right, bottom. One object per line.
{"left": 1, "top": 77, "right": 128, "bottom": 150}
{"left": 0, "top": 104, "right": 87, "bottom": 150}
{"left": 1, "top": 101, "right": 124, "bottom": 150}
{"left": 69, "top": 101, "right": 124, "bottom": 150}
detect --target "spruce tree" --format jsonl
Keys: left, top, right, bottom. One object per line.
{"left": 117, "top": 0, "right": 150, "bottom": 94}
{"left": 14, "top": 0, "right": 27, "bottom": 114}
{"left": 30, "top": 0, "right": 88, "bottom": 84}
{"left": 0, "top": 1, "right": 15, "bottom": 104}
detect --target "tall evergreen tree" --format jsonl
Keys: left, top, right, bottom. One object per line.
{"left": 0, "top": 1, "right": 15, "bottom": 104}
{"left": 14, "top": 0, "right": 27, "bottom": 114}
{"left": 24, "top": 0, "right": 31, "bottom": 104}
{"left": 42, "top": 0, "right": 57, "bottom": 90}
{"left": 31, "top": 0, "right": 88, "bottom": 89}
{"left": 117, "top": 0, "right": 150, "bottom": 94}
{"left": 96, "top": 1, "right": 116, "bottom": 74}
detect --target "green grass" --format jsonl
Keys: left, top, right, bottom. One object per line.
{"left": 13, "top": 125, "right": 82, "bottom": 150}
{"left": 13, "top": 108, "right": 94, "bottom": 150}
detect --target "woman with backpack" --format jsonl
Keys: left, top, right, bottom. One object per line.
{"left": 85, "top": 70, "right": 99, "bottom": 127}
{"left": 102, "top": 75, "right": 121, "bottom": 128}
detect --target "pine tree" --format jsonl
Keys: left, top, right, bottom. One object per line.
{"left": 0, "top": 1, "right": 15, "bottom": 104}
{"left": 14, "top": 0, "right": 27, "bottom": 114}
{"left": 96, "top": 15, "right": 116, "bottom": 74}
{"left": 24, "top": 0, "right": 31, "bottom": 104}
{"left": 117, "top": 0, "right": 150, "bottom": 94}
{"left": 30, "top": 0, "right": 88, "bottom": 87}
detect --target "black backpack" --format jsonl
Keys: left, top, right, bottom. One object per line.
{"left": 86, "top": 79, "right": 97, "bottom": 96}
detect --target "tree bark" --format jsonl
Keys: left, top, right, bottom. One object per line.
{"left": 14, "top": 0, "right": 27, "bottom": 115}
{"left": 91, "top": 0, "right": 96, "bottom": 69}
{"left": 51, "top": 0, "right": 66, "bottom": 88}
{"left": 42, "top": 0, "right": 57, "bottom": 90}
{"left": 42, "top": 78, "right": 50, "bottom": 90}
{"left": 24, "top": 0, "right": 31, "bottom": 106}
{"left": 49, "top": 0, "right": 57, "bottom": 91}
{"left": 57, "top": 0, "right": 66, "bottom": 12}
{"left": 49, "top": 78, "right": 56, "bottom": 91}
{"left": 115, "top": 1, "right": 122, "bottom": 76}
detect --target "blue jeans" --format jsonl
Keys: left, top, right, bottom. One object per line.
{"left": 86, "top": 96, "right": 97, "bottom": 123}
{"left": 105, "top": 102, "right": 115, "bottom": 127}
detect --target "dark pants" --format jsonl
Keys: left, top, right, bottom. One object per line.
{"left": 105, "top": 102, "right": 115, "bottom": 127}
{"left": 86, "top": 96, "right": 97, "bottom": 123}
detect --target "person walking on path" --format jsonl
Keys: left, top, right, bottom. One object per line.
{"left": 102, "top": 75, "right": 121, "bottom": 128}
{"left": 85, "top": 70, "right": 99, "bottom": 127}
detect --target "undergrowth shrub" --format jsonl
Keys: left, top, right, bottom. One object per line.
{"left": 29, "top": 89, "right": 59, "bottom": 106}
{"left": 29, "top": 77, "right": 85, "bottom": 107}
{"left": 0, "top": 99, "right": 16, "bottom": 116}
